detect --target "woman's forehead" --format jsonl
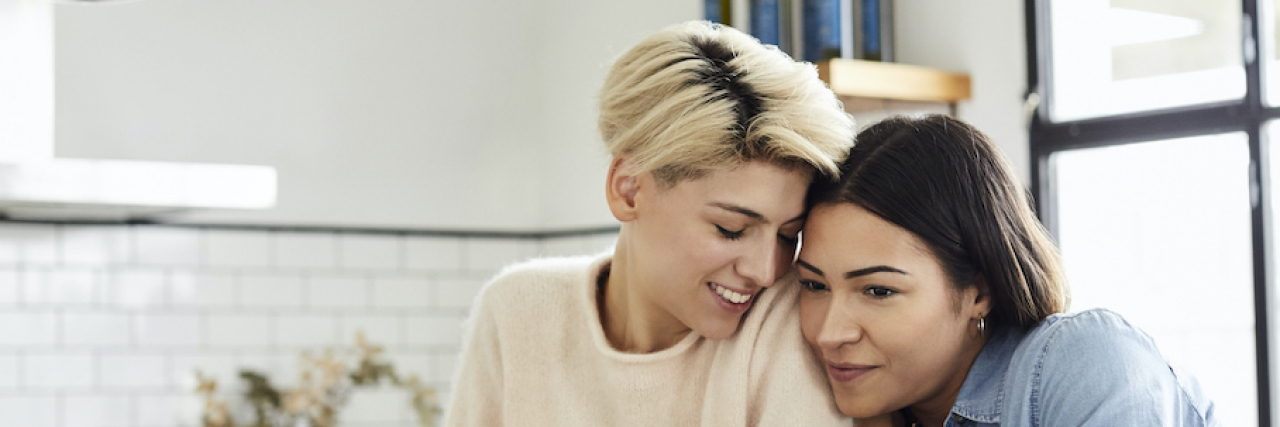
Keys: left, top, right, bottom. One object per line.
{"left": 801, "top": 204, "right": 937, "bottom": 263}
{"left": 668, "top": 161, "right": 812, "bottom": 219}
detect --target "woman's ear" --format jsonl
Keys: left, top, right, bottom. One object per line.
{"left": 605, "top": 156, "right": 641, "bottom": 222}
{"left": 970, "top": 275, "right": 993, "bottom": 319}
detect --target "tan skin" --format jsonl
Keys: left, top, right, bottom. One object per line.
{"left": 797, "top": 203, "right": 991, "bottom": 427}
{"left": 601, "top": 156, "right": 809, "bottom": 352}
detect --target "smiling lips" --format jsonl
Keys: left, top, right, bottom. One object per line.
{"left": 711, "top": 283, "right": 753, "bottom": 304}
{"left": 826, "top": 362, "right": 878, "bottom": 383}
{"left": 708, "top": 283, "right": 755, "bottom": 314}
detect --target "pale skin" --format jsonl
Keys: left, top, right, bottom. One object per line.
{"left": 601, "top": 156, "right": 809, "bottom": 353}
{"left": 797, "top": 203, "right": 991, "bottom": 427}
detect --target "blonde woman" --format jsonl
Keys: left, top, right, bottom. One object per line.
{"left": 445, "top": 21, "right": 868, "bottom": 426}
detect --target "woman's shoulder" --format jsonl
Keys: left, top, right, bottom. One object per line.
{"left": 483, "top": 254, "right": 600, "bottom": 295}
{"left": 1006, "top": 308, "right": 1218, "bottom": 425}
{"left": 1025, "top": 308, "right": 1151, "bottom": 349}
{"left": 484, "top": 254, "right": 599, "bottom": 290}
{"left": 1015, "top": 308, "right": 1165, "bottom": 379}
{"left": 471, "top": 254, "right": 604, "bottom": 317}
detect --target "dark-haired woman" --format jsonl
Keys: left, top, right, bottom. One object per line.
{"left": 796, "top": 115, "right": 1220, "bottom": 426}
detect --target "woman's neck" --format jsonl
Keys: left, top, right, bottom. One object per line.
{"left": 907, "top": 336, "right": 988, "bottom": 426}
{"left": 911, "top": 406, "right": 949, "bottom": 427}
{"left": 598, "top": 243, "right": 692, "bottom": 353}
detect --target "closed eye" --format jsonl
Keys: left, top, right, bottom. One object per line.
{"left": 716, "top": 225, "right": 744, "bottom": 240}
{"left": 778, "top": 233, "right": 799, "bottom": 246}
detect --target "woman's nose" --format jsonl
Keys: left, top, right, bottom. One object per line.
{"left": 816, "top": 301, "right": 862, "bottom": 350}
{"left": 737, "top": 238, "right": 784, "bottom": 287}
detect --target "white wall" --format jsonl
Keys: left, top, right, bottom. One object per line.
{"left": 894, "top": 0, "right": 1030, "bottom": 183}
{"left": 53, "top": 0, "right": 695, "bottom": 230}
{"left": 55, "top": 0, "right": 551, "bottom": 230}
{"left": 52, "top": 0, "right": 1028, "bottom": 230}
{"left": 532, "top": 0, "right": 700, "bottom": 229}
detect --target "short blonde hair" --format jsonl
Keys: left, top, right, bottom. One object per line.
{"left": 598, "top": 21, "right": 854, "bottom": 185}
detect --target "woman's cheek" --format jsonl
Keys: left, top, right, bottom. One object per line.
{"left": 798, "top": 293, "right": 826, "bottom": 348}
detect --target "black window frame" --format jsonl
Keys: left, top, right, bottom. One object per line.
{"left": 1026, "top": 0, "right": 1273, "bottom": 425}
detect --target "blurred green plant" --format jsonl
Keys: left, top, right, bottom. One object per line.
{"left": 195, "top": 332, "right": 441, "bottom": 427}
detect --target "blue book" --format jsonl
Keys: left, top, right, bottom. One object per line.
{"left": 705, "top": 0, "right": 722, "bottom": 23}
{"left": 802, "top": 0, "right": 843, "bottom": 62}
{"left": 861, "top": 0, "right": 880, "bottom": 60}
{"left": 853, "top": 0, "right": 891, "bottom": 61}
{"left": 751, "top": 0, "right": 782, "bottom": 47}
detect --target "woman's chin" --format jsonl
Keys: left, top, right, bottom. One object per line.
{"left": 850, "top": 412, "right": 898, "bottom": 427}
{"left": 834, "top": 398, "right": 889, "bottom": 421}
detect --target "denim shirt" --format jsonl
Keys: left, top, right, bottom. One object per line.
{"left": 942, "top": 309, "right": 1220, "bottom": 427}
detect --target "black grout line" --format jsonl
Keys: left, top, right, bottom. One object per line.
{"left": 128, "top": 311, "right": 138, "bottom": 350}
{"left": 21, "top": 305, "right": 470, "bottom": 318}
{"left": 266, "top": 229, "right": 279, "bottom": 271}
{"left": 0, "top": 217, "right": 620, "bottom": 240}
{"left": 198, "top": 309, "right": 209, "bottom": 353}
{"left": 129, "top": 390, "right": 139, "bottom": 427}
{"left": 91, "top": 349, "right": 101, "bottom": 392}
{"left": 398, "top": 236, "right": 407, "bottom": 272}
{"left": 15, "top": 349, "right": 24, "bottom": 391}
{"left": 54, "top": 390, "right": 63, "bottom": 427}
{"left": 2, "top": 344, "right": 462, "bottom": 353}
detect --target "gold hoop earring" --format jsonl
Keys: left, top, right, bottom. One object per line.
{"left": 977, "top": 316, "right": 987, "bottom": 338}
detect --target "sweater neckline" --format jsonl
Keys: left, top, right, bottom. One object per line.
{"left": 583, "top": 254, "right": 702, "bottom": 362}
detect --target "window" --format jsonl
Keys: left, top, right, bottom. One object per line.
{"left": 1029, "top": 1, "right": 1271, "bottom": 426}
{"left": 1055, "top": 134, "right": 1256, "bottom": 424}
{"left": 1046, "top": 1, "right": 1244, "bottom": 121}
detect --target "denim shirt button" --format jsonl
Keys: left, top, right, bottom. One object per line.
{"left": 955, "top": 416, "right": 968, "bottom": 425}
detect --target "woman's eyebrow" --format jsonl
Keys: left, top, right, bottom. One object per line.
{"left": 708, "top": 202, "right": 805, "bottom": 225}
{"left": 796, "top": 259, "right": 824, "bottom": 276}
{"left": 845, "top": 266, "right": 909, "bottom": 278}
{"left": 708, "top": 202, "right": 767, "bottom": 223}
{"left": 793, "top": 260, "right": 906, "bottom": 279}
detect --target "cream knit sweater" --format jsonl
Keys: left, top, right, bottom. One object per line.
{"left": 444, "top": 253, "right": 852, "bottom": 426}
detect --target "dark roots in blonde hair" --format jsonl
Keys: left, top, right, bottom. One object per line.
{"left": 598, "top": 21, "right": 854, "bottom": 188}
{"left": 808, "top": 115, "right": 1070, "bottom": 332}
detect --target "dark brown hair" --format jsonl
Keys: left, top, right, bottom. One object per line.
{"left": 808, "top": 115, "right": 1069, "bottom": 331}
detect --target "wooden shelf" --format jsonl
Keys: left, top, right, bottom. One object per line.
{"left": 817, "top": 59, "right": 971, "bottom": 103}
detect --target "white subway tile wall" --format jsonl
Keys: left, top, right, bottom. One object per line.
{"left": 27, "top": 270, "right": 99, "bottom": 306}
{"left": 0, "top": 223, "right": 617, "bottom": 427}
{"left": 204, "top": 230, "right": 272, "bottom": 269}
{"left": 239, "top": 273, "right": 305, "bottom": 309}
{"left": 61, "top": 226, "right": 131, "bottom": 267}
{"left": 273, "top": 232, "right": 337, "bottom": 269}
{"left": 0, "top": 268, "right": 18, "bottom": 305}
{"left": 0, "top": 225, "right": 58, "bottom": 266}
{"left": 0, "top": 311, "right": 58, "bottom": 346}
{"left": 340, "top": 234, "right": 402, "bottom": 271}
{"left": 99, "top": 353, "right": 168, "bottom": 388}
{"left": 133, "top": 228, "right": 202, "bottom": 267}
{"left": 0, "top": 394, "right": 58, "bottom": 427}
{"left": 63, "top": 395, "right": 131, "bottom": 427}
{"left": 105, "top": 270, "right": 167, "bottom": 308}
{"left": 133, "top": 314, "right": 201, "bottom": 347}
{"left": 0, "top": 352, "right": 18, "bottom": 388}
{"left": 61, "top": 312, "right": 131, "bottom": 346}
{"left": 308, "top": 275, "right": 370, "bottom": 309}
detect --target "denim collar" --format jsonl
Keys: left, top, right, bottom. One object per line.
{"left": 949, "top": 327, "right": 1025, "bottom": 424}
